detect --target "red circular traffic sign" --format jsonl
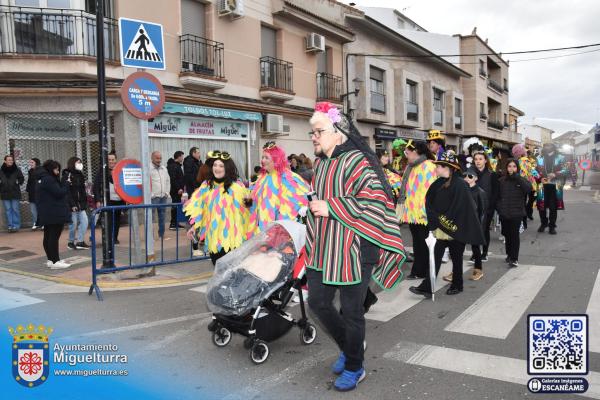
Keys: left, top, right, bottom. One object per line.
{"left": 579, "top": 159, "right": 592, "bottom": 171}
{"left": 112, "top": 159, "right": 144, "bottom": 204}
{"left": 120, "top": 71, "right": 165, "bottom": 120}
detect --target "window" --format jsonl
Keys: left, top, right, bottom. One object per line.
{"left": 479, "top": 60, "right": 486, "bottom": 76}
{"left": 504, "top": 113, "right": 508, "bottom": 128}
{"left": 433, "top": 88, "right": 444, "bottom": 126}
{"left": 503, "top": 78, "right": 508, "bottom": 92}
{"left": 454, "top": 98, "right": 462, "bottom": 129}
{"left": 370, "top": 66, "right": 386, "bottom": 114}
{"left": 406, "top": 80, "right": 418, "bottom": 121}
{"left": 480, "top": 102, "right": 486, "bottom": 119}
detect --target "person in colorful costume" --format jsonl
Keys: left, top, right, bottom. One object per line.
{"left": 246, "top": 142, "right": 310, "bottom": 235}
{"left": 184, "top": 151, "right": 250, "bottom": 265}
{"left": 399, "top": 140, "right": 437, "bottom": 280}
{"left": 391, "top": 138, "right": 408, "bottom": 173}
{"left": 512, "top": 143, "right": 539, "bottom": 228}
{"left": 376, "top": 149, "right": 402, "bottom": 200}
{"left": 305, "top": 102, "right": 406, "bottom": 391}
{"left": 535, "top": 143, "right": 567, "bottom": 235}
{"left": 426, "top": 130, "right": 445, "bottom": 160}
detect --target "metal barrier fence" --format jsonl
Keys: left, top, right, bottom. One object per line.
{"left": 88, "top": 203, "right": 209, "bottom": 301}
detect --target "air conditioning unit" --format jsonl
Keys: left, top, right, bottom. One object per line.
{"left": 265, "top": 114, "right": 284, "bottom": 134}
{"left": 306, "top": 33, "right": 325, "bottom": 52}
{"left": 218, "top": 0, "right": 244, "bottom": 18}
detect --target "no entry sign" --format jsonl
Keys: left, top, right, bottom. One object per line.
{"left": 121, "top": 71, "right": 165, "bottom": 120}
{"left": 579, "top": 159, "right": 592, "bottom": 171}
{"left": 112, "top": 159, "right": 144, "bottom": 204}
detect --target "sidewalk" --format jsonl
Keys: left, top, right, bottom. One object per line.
{"left": 0, "top": 225, "right": 214, "bottom": 288}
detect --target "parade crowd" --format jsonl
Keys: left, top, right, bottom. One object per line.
{"left": 0, "top": 102, "right": 570, "bottom": 391}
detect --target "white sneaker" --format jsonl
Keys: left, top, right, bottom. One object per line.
{"left": 45, "top": 260, "right": 53, "bottom": 268}
{"left": 192, "top": 249, "right": 203, "bottom": 257}
{"left": 50, "top": 260, "right": 71, "bottom": 269}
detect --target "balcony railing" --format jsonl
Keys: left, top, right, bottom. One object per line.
{"left": 370, "top": 92, "right": 386, "bottom": 113}
{"left": 316, "top": 72, "right": 342, "bottom": 102}
{"left": 434, "top": 109, "right": 443, "bottom": 126}
{"left": 487, "top": 120, "right": 504, "bottom": 130}
{"left": 0, "top": 6, "right": 119, "bottom": 61}
{"left": 406, "top": 101, "right": 418, "bottom": 121}
{"left": 479, "top": 68, "right": 487, "bottom": 77}
{"left": 180, "top": 34, "right": 224, "bottom": 79}
{"left": 260, "top": 56, "right": 293, "bottom": 92}
{"left": 480, "top": 113, "right": 488, "bottom": 120}
{"left": 487, "top": 78, "right": 504, "bottom": 94}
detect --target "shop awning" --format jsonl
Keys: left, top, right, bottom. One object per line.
{"left": 162, "top": 102, "right": 262, "bottom": 122}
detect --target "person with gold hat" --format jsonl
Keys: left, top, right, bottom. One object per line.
{"left": 409, "top": 150, "right": 485, "bottom": 297}
{"left": 426, "top": 130, "right": 446, "bottom": 161}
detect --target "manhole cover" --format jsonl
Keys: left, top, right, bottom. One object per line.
{"left": 0, "top": 250, "right": 36, "bottom": 260}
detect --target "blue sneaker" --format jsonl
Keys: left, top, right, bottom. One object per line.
{"left": 334, "top": 368, "right": 366, "bottom": 391}
{"left": 331, "top": 352, "right": 346, "bottom": 375}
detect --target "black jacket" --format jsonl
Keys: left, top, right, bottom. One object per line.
{"left": 61, "top": 169, "right": 88, "bottom": 211}
{"left": 496, "top": 174, "right": 532, "bottom": 219}
{"left": 426, "top": 171, "right": 485, "bottom": 245}
{"left": 36, "top": 169, "right": 71, "bottom": 225}
{"left": 93, "top": 167, "right": 116, "bottom": 204}
{"left": 469, "top": 185, "right": 488, "bottom": 223}
{"left": 0, "top": 163, "right": 25, "bottom": 200}
{"left": 167, "top": 158, "right": 185, "bottom": 197}
{"left": 475, "top": 167, "right": 499, "bottom": 214}
{"left": 183, "top": 155, "right": 201, "bottom": 195}
{"left": 26, "top": 167, "right": 42, "bottom": 203}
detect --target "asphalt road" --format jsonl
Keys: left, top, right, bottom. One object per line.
{"left": 2, "top": 188, "right": 599, "bottom": 400}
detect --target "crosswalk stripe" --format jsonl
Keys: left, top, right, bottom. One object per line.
{"left": 586, "top": 269, "right": 600, "bottom": 353}
{"left": 384, "top": 341, "right": 600, "bottom": 399}
{"left": 0, "top": 287, "right": 44, "bottom": 311}
{"left": 444, "top": 264, "right": 555, "bottom": 339}
{"left": 367, "top": 263, "right": 456, "bottom": 322}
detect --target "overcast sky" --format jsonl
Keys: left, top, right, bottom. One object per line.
{"left": 339, "top": 0, "right": 600, "bottom": 134}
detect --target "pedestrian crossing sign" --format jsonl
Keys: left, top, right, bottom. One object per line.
{"left": 119, "top": 18, "right": 165, "bottom": 70}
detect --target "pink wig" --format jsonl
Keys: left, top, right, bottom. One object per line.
{"left": 512, "top": 143, "right": 527, "bottom": 158}
{"left": 261, "top": 145, "right": 289, "bottom": 175}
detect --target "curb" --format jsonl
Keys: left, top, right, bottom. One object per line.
{"left": 0, "top": 266, "right": 213, "bottom": 288}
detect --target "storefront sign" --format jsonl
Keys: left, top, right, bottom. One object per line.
{"left": 8, "top": 117, "right": 76, "bottom": 138}
{"left": 374, "top": 128, "right": 397, "bottom": 140}
{"left": 397, "top": 128, "right": 426, "bottom": 140}
{"left": 162, "top": 102, "right": 262, "bottom": 122}
{"left": 148, "top": 115, "right": 248, "bottom": 139}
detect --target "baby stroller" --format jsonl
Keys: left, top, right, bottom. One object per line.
{"left": 206, "top": 220, "right": 317, "bottom": 364}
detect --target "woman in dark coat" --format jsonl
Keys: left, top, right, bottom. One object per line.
{"left": 26, "top": 158, "right": 42, "bottom": 230}
{"left": 497, "top": 159, "right": 532, "bottom": 268}
{"left": 37, "top": 160, "right": 72, "bottom": 269}
{"left": 62, "top": 157, "right": 90, "bottom": 250}
{"left": 472, "top": 151, "right": 499, "bottom": 261}
{"left": 0, "top": 154, "right": 25, "bottom": 232}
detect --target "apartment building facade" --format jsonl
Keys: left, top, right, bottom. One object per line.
{"left": 344, "top": 12, "right": 469, "bottom": 152}
{"left": 458, "top": 34, "right": 519, "bottom": 149}
{"left": 0, "top": 0, "right": 355, "bottom": 228}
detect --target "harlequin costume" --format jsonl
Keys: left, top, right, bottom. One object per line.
{"left": 247, "top": 167, "right": 310, "bottom": 235}
{"left": 385, "top": 168, "right": 402, "bottom": 199}
{"left": 184, "top": 172, "right": 250, "bottom": 263}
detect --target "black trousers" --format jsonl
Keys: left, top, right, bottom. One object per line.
{"left": 539, "top": 184, "right": 558, "bottom": 228}
{"left": 105, "top": 200, "right": 124, "bottom": 242}
{"left": 471, "top": 244, "right": 483, "bottom": 269}
{"left": 209, "top": 248, "right": 228, "bottom": 265}
{"left": 43, "top": 224, "right": 64, "bottom": 263}
{"left": 501, "top": 217, "right": 521, "bottom": 262}
{"left": 408, "top": 223, "right": 429, "bottom": 278}
{"left": 526, "top": 190, "right": 536, "bottom": 219}
{"left": 481, "top": 212, "right": 493, "bottom": 257}
{"left": 170, "top": 193, "right": 181, "bottom": 225}
{"left": 307, "top": 262, "right": 374, "bottom": 372}
{"left": 419, "top": 239, "right": 466, "bottom": 292}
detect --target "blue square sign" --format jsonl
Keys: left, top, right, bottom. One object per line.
{"left": 119, "top": 18, "right": 165, "bottom": 70}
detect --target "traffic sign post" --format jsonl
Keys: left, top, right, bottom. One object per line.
{"left": 119, "top": 18, "right": 165, "bottom": 70}
{"left": 579, "top": 159, "right": 592, "bottom": 186}
{"left": 112, "top": 159, "right": 144, "bottom": 204}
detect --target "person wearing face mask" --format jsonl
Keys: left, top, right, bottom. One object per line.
{"left": 62, "top": 157, "right": 90, "bottom": 250}
{"left": 0, "top": 154, "right": 25, "bottom": 232}
{"left": 496, "top": 159, "right": 532, "bottom": 267}
{"left": 245, "top": 141, "right": 310, "bottom": 236}
{"left": 184, "top": 151, "right": 250, "bottom": 265}
{"left": 37, "top": 160, "right": 72, "bottom": 269}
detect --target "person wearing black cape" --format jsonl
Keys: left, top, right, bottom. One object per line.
{"left": 409, "top": 151, "right": 485, "bottom": 297}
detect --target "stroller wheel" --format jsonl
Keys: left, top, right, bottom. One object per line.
{"left": 250, "top": 340, "right": 269, "bottom": 364}
{"left": 212, "top": 326, "right": 232, "bottom": 347}
{"left": 300, "top": 323, "right": 317, "bottom": 345}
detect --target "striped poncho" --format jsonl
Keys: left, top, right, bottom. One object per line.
{"left": 183, "top": 181, "right": 250, "bottom": 254}
{"left": 306, "top": 147, "right": 406, "bottom": 289}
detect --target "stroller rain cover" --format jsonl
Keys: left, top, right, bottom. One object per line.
{"left": 206, "top": 221, "right": 306, "bottom": 316}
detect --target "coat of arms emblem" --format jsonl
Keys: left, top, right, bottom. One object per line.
{"left": 9, "top": 323, "right": 52, "bottom": 388}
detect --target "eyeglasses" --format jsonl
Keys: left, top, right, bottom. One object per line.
{"left": 308, "top": 128, "right": 328, "bottom": 139}
{"left": 207, "top": 150, "right": 231, "bottom": 161}
{"left": 263, "top": 141, "right": 276, "bottom": 150}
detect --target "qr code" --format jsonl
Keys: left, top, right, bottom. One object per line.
{"left": 528, "top": 315, "right": 588, "bottom": 375}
